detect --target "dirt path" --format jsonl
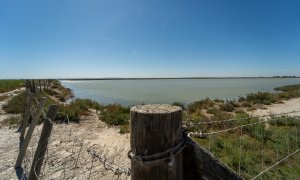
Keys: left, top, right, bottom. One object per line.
{"left": 0, "top": 89, "right": 130, "bottom": 180}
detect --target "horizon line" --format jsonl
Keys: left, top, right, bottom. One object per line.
{"left": 1, "top": 76, "right": 300, "bottom": 80}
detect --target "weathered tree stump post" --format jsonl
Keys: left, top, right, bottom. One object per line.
{"left": 130, "top": 104, "right": 183, "bottom": 180}
{"left": 29, "top": 105, "right": 58, "bottom": 180}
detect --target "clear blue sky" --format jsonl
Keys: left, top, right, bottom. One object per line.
{"left": 0, "top": 0, "right": 299, "bottom": 78}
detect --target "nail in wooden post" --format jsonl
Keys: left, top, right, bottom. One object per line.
{"left": 20, "top": 93, "right": 34, "bottom": 147}
{"left": 29, "top": 105, "right": 58, "bottom": 180}
{"left": 15, "top": 97, "right": 46, "bottom": 168}
{"left": 130, "top": 104, "right": 183, "bottom": 180}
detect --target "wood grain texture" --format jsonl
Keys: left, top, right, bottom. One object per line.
{"left": 130, "top": 104, "right": 183, "bottom": 180}
{"left": 183, "top": 137, "right": 242, "bottom": 180}
{"left": 29, "top": 105, "right": 58, "bottom": 180}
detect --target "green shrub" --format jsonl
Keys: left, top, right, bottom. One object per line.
{"left": 119, "top": 124, "right": 130, "bottom": 134}
{"left": 100, "top": 104, "right": 130, "bottom": 126}
{"left": 57, "top": 99, "right": 102, "bottom": 123}
{"left": 241, "top": 101, "right": 252, "bottom": 107}
{"left": 245, "top": 92, "right": 278, "bottom": 105}
{"left": 188, "top": 98, "right": 214, "bottom": 113}
{"left": 0, "top": 80, "right": 24, "bottom": 93}
{"left": 44, "top": 89, "right": 59, "bottom": 96}
{"left": 171, "top": 101, "right": 185, "bottom": 109}
{"left": 213, "top": 99, "right": 224, "bottom": 103}
{"left": 3, "top": 92, "right": 27, "bottom": 114}
{"left": 207, "top": 108, "right": 218, "bottom": 114}
{"left": 269, "top": 116, "right": 300, "bottom": 126}
{"left": 274, "top": 84, "right": 300, "bottom": 92}
{"left": 220, "top": 101, "right": 235, "bottom": 112}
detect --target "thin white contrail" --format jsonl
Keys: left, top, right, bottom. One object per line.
{"left": 99, "top": 36, "right": 120, "bottom": 43}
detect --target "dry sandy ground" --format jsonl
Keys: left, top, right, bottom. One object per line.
{"left": 0, "top": 90, "right": 130, "bottom": 180}
{"left": 250, "top": 98, "right": 300, "bottom": 117}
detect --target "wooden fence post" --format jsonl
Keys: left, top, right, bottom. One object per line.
{"left": 19, "top": 93, "right": 34, "bottom": 146}
{"left": 29, "top": 80, "right": 33, "bottom": 94}
{"left": 15, "top": 97, "right": 46, "bottom": 168}
{"left": 38, "top": 80, "right": 42, "bottom": 92}
{"left": 25, "top": 80, "right": 30, "bottom": 94}
{"left": 32, "top": 81, "right": 36, "bottom": 95}
{"left": 28, "top": 105, "right": 58, "bottom": 180}
{"left": 130, "top": 104, "right": 183, "bottom": 180}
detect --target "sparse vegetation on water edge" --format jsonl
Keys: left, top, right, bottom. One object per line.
{"left": 0, "top": 80, "right": 24, "bottom": 93}
{"left": 185, "top": 84, "right": 300, "bottom": 117}
{"left": 48, "top": 80, "right": 73, "bottom": 101}
{"left": 57, "top": 98, "right": 102, "bottom": 123}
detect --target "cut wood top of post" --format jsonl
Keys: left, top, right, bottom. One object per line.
{"left": 131, "top": 104, "right": 182, "bottom": 114}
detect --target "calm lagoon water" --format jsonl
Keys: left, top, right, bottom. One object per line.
{"left": 61, "top": 78, "right": 300, "bottom": 106}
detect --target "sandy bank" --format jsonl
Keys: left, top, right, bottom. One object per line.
{"left": 250, "top": 97, "right": 300, "bottom": 117}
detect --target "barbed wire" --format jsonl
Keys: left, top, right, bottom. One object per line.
{"left": 17, "top": 91, "right": 131, "bottom": 180}
{"left": 186, "top": 110, "right": 300, "bottom": 127}
{"left": 188, "top": 110, "right": 300, "bottom": 137}
{"left": 188, "top": 110, "right": 300, "bottom": 179}
{"left": 251, "top": 149, "right": 300, "bottom": 180}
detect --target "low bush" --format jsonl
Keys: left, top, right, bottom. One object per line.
{"left": 119, "top": 124, "right": 130, "bottom": 134}
{"left": 100, "top": 104, "right": 130, "bottom": 126}
{"left": 3, "top": 92, "right": 27, "bottom": 114}
{"left": 220, "top": 101, "right": 235, "bottom": 112}
{"left": 57, "top": 99, "right": 102, "bottom": 123}
{"left": 244, "top": 92, "right": 278, "bottom": 105}
{"left": 207, "top": 108, "right": 219, "bottom": 114}
{"left": 188, "top": 98, "right": 214, "bottom": 113}
{"left": 0, "top": 80, "right": 24, "bottom": 93}
{"left": 172, "top": 101, "right": 185, "bottom": 109}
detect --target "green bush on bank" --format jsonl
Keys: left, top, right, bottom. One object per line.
{"left": 243, "top": 92, "right": 278, "bottom": 105}
{"left": 3, "top": 92, "right": 27, "bottom": 114}
{"left": 100, "top": 104, "right": 130, "bottom": 126}
{"left": 57, "top": 99, "right": 102, "bottom": 123}
{"left": 0, "top": 80, "right": 24, "bottom": 93}
{"left": 188, "top": 98, "right": 214, "bottom": 113}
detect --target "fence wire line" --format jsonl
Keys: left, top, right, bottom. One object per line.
{"left": 188, "top": 111, "right": 300, "bottom": 136}
{"left": 186, "top": 110, "right": 300, "bottom": 126}
{"left": 251, "top": 149, "right": 300, "bottom": 180}
{"left": 25, "top": 122, "right": 131, "bottom": 180}
{"left": 188, "top": 111, "right": 300, "bottom": 179}
{"left": 20, "top": 93, "right": 131, "bottom": 180}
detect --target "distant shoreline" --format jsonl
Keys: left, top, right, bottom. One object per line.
{"left": 1, "top": 77, "right": 299, "bottom": 81}
{"left": 58, "top": 77, "right": 300, "bottom": 81}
